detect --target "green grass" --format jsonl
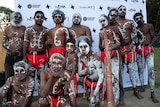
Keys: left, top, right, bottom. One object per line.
{"left": 154, "top": 48, "right": 160, "bottom": 87}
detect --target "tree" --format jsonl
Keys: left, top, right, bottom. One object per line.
{"left": 146, "top": 0, "right": 160, "bottom": 35}
{"left": 0, "top": 6, "right": 13, "bottom": 23}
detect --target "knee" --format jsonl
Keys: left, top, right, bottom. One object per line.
{"left": 38, "top": 97, "right": 49, "bottom": 107}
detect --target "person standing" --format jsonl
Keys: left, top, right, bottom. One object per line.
{"left": 69, "top": 13, "right": 92, "bottom": 42}
{"left": 99, "top": 9, "right": 121, "bottom": 106}
{"left": 23, "top": 10, "right": 48, "bottom": 77}
{"left": 117, "top": 5, "right": 143, "bottom": 105}
{"left": 2, "top": 11, "right": 26, "bottom": 101}
{"left": 133, "top": 12, "right": 159, "bottom": 103}
{"left": 47, "top": 9, "right": 72, "bottom": 57}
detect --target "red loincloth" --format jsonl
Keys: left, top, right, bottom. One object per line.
{"left": 136, "top": 46, "right": 154, "bottom": 57}
{"left": 49, "top": 47, "right": 66, "bottom": 57}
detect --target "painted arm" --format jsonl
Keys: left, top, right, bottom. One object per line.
{"left": 77, "top": 54, "right": 88, "bottom": 76}
{"left": 93, "top": 60, "right": 104, "bottom": 96}
{"left": 21, "top": 77, "right": 34, "bottom": 107}
{"left": 23, "top": 28, "right": 29, "bottom": 61}
{"left": 2, "top": 30, "right": 9, "bottom": 51}
{"left": 0, "top": 77, "right": 12, "bottom": 102}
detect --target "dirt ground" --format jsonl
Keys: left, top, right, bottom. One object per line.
{"left": 31, "top": 87, "right": 160, "bottom": 107}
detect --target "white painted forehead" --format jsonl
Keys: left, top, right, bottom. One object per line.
{"left": 99, "top": 15, "right": 107, "bottom": 21}
{"left": 72, "top": 13, "right": 81, "bottom": 18}
{"left": 79, "top": 40, "right": 88, "bottom": 45}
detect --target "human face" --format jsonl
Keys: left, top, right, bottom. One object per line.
{"left": 11, "top": 12, "right": 22, "bottom": 27}
{"left": 35, "top": 13, "right": 44, "bottom": 25}
{"left": 72, "top": 13, "right": 81, "bottom": 25}
{"left": 109, "top": 10, "right": 118, "bottom": 23}
{"left": 134, "top": 15, "right": 143, "bottom": 25}
{"left": 66, "top": 42, "right": 75, "bottom": 54}
{"left": 118, "top": 6, "right": 126, "bottom": 17}
{"left": 99, "top": 15, "right": 108, "bottom": 27}
{"left": 50, "top": 58, "right": 63, "bottom": 72}
{"left": 14, "top": 66, "right": 27, "bottom": 81}
{"left": 78, "top": 40, "right": 90, "bottom": 55}
{"left": 54, "top": 14, "right": 62, "bottom": 23}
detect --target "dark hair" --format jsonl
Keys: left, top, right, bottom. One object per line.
{"left": 99, "top": 14, "right": 108, "bottom": 22}
{"left": 52, "top": 9, "right": 65, "bottom": 23}
{"left": 34, "top": 10, "right": 45, "bottom": 18}
{"left": 65, "top": 38, "right": 76, "bottom": 46}
{"left": 133, "top": 12, "right": 143, "bottom": 20}
{"left": 108, "top": 8, "right": 118, "bottom": 17}
{"left": 118, "top": 5, "right": 125, "bottom": 10}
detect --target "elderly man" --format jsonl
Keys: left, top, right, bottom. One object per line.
{"left": 39, "top": 53, "right": 77, "bottom": 107}
{"left": 76, "top": 36, "right": 104, "bottom": 107}
{"left": 69, "top": 13, "right": 92, "bottom": 41}
{"left": 0, "top": 61, "right": 34, "bottom": 107}
{"left": 2, "top": 11, "right": 26, "bottom": 101}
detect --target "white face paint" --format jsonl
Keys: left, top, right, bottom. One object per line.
{"left": 14, "top": 66, "right": 27, "bottom": 81}
{"left": 99, "top": 15, "right": 108, "bottom": 27}
{"left": 72, "top": 13, "right": 81, "bottom": 25}
{"left": 78, "top": 40, "right": 90, "bottom": 55}
{"left": 11, "top": 12, "right": 22, "bottom": 27}
{"left": 109, "top": 10, "right": 118, "bottom": 23}
{"left": 118, "top": 6, "right": 126, "bottom": 16}
{"left": 135, "top": 15, "right": 143, "bottom": 23}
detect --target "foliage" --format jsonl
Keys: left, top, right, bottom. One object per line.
{"left": 0, "top": 6, "right": 13, "bottom": 22}
{"left": 153, "top": 48, "right": 160, "bottom": 87}
{"left": 146, "top": 0, "right": 160, "bottom": 35}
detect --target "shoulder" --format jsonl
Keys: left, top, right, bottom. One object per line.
{"left": 147, "top": 23, "right": 154, "bottom": 28}
{"left": 4, "top": 25, "right": 12, "bottom": 31}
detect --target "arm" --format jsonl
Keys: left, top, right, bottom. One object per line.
{"left": 2, "top": 29, "right": 10, "bottom": 51}
{"left": 21, "top": 77, "right": 34, "bottom": 107}
{"left": 93, "top": 59, "right": 104, "bottom": 96}
{"left": 149, "top": 24, "right": 155, "bottom": 46}
{"left": 109, "top": 27, "right": 121, "bottom": 50}
{"left": 23, "top": 28, "right": 29, "bottom": 61}
{"left": 99, "top": 31, "right": 105, "bottom": 51}
{"left": 0, "top": 77, "right": 12, "bottom": 102}
{"left": 77, "top": 53, "right": 88, "bottom": 76}
{"left": 85, "top": 26, "right": 92, "bottom": 42}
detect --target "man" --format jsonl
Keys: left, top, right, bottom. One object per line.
{"left": 23, "top": 10, "right": 48, "bottom": 76}
{"left": 133, "top": 12, "right": 159, "bottom": 103}
{"left": 0, "top": 61, "right": 34, "bottom": 107}
{"left": 65, "top": 38, "right": 78, "bottom": 96}
{"left": 47, "top": 9, "right": 72, "bottom": 57}
{"left": 117, "top": 5, "right": 143, "bottom": 104}
{"left": 2, "top": 11, "right": 26, "bottom": 101}
{"left": 69, "top": 13, "right": 92, "bottom": 42}
{"left": 99, "top": 10, "right": 121, "bottom": 106}
{"left": 76, "top": 36, "right": 104, "bottom": 107}
{"left": 39, "top": 53, "right": 77, "bottom": 107}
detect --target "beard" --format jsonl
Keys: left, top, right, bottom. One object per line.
{"left": 11, "top": 20, "right": 22, "bottom": 27}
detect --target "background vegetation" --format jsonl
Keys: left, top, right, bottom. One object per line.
{"left": 146, "top": 0, "right": 160, "bottom": 35}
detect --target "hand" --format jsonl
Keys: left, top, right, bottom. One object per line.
{"left": 64, "top": 81, "right": 70, "bottom": 90}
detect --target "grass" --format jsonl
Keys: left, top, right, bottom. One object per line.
{"left": 154, "top": 48, "right": 160, "bottom": 87}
